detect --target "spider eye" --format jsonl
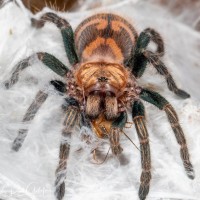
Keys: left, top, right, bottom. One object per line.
{"left": 98, "top": 77, "right": 108, "bottom": 82}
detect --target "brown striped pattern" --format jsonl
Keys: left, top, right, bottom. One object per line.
{"left": 4, "top": 55, "right": 36, "bottom": 89}
{"left": 105, "top": 96, "right": 118, "bottom": 120}
{"left": 164, "top": 104, "right": 194, "bottom": 179}
{"left": 75, "top": 13, "right": 138, "bottom": 63}
{"left": 86, "top": 94, "right": 101, "bottom": 118}
{"left": 109, "top": 128, "right": 123, "bottom": 155}
{"left": 133, "top": 116, "right": 151, "bottom": 200}
{"left": 55, "top": 106, "right": 80, "bottom": 200}
{"left": 63, "top": 106, "right": 80, "bottom": 128}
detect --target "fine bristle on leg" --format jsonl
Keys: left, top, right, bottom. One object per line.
{"left": 4, "top": 56, "right": 33, "bottom": 89}
{"left": 127, "top": 27, "right": 164, "bottom": 78}
{"left": 164, "top": 104, "right": 195, "bottom": 179}
{"left": 55, "top": 99, "right": 80, "bottom": 200}
{"left": 55, "top": 129, "right": 71, "bottom": 200}
{"left": 109, "top": 112, "right": 127, "bottom": 155}
{"left": 143, "top": 50, "right": 190, "bottom": 99}
{"left": 109, "top": 128, "right": 123, "bottom": 155}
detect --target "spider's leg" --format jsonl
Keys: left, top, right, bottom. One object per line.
{"left": 109, "top": 112, "right": 127, "bottom": 155}
{"left": 12, "top": 90, "right": 48, "bottom": 151}
{"left": 132, "top": 101, "right": 151, "bottom": 200}
{"left": 140, "top": 88, "right": 195, "bottom": 179}
{"left": 127, "top": 28, "right": 164, "bottom": 78}
{"left": 128, "top": 28, "right": 190, "bottom": 99}
{"left": 31, "top": 12, "right": 78, "bottom": 66}
{"left": 12, "top": 80, "right": 66, "bottom": 151}
{"left": 50, "top": 80, "right": 67, "bottom": 94}
{"left": 143, "top": 50, "right": 190, "bottom": 98}
{"left": 55, "top": 97, "right": 80, "bottom": 200}
{"left": 0, "top": 0, "right": 13, "bottom": 9}
{"left": 4, "top": 52, "right": 69, "bottom": 89}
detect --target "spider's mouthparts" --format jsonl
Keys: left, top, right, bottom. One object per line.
{"left": 85, "top": 90, "right": 118, "bottom": 121}
{"left": 87, "top": 82, "right": 121, "bottom": 97}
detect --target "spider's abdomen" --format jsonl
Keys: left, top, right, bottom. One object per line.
{"left": 74, "top": 13, "right": 138, "bottom": 64}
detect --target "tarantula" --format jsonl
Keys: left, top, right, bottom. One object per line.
{"left": 4, "top": 13, "right": 194, "bottom": 200}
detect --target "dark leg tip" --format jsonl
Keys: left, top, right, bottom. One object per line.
{"left": 50, "top": 80, "right": 66, "bottom": 94}
{"left": 55, "top": 182, "right": 65, "bottom": 200}
{"left": 139, "top": 184, "right": 149, "bottom": 200}
{"left": 186, "top": 168, "right": 195, "bottom": 180}
{"left": 175, "top": 89, "right": 190, "bottom": 99}
{"left": 112, "top": 145, "right": 123, "bottom": 156}
{"left": 11, "top": 140, "right": 22, "bottom": 152}
{"left": 4, "top": 81, "right": 10, "bottom": 89}
{"left": 3, "top": 78, "right": 17, "bottom": 89}
{"left": 31, "top": 18, "right": 44, "bottom": 28}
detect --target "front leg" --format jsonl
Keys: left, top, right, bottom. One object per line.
{"left": 4, "top": 52, "right": 69, "bottom": 89}
{"left": 132, "top": 101, "right": 151, "bottom": 200}
{"left": 55, "top": 97, "right": 80, "bottom": 200}
{"left": 31, "top": 12, "right": 79, "bottom": 66}
{"left": 109, "top": 112, "right": 127, "bottom": 155}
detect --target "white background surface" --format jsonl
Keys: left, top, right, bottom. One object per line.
{"left": 0, "top": 0, "right": 200, "bottom": 199}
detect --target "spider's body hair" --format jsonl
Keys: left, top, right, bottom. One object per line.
{"left": 72, "top": 13, "right": 140, "bottom": 127}
{"left": 74, "top": 13, "right": 138, "bottom": 64}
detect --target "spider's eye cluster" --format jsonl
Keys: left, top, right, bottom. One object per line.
{"left": 74, "top": 62, "right": 129, "bottom": 96}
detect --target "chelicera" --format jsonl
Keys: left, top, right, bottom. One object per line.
{"left": 4, "top": 13, "right": 194, "bottom": 200}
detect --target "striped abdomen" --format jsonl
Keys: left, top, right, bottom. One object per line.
{"left": 74, "top": 13, "right": 138, "bottom": 64}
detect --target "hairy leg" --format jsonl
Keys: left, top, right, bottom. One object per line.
{"left": 55, "top": 97, "right": 80, "bottom": 200}
{"left": 12, "top": 90, "right": 48, "bottom": 151}
{"left": 0, "top": 0, "right": 13, "bottom": 9}
{"left": 109, "top": 112, "right": 127, "bottom": 155}
{"left": 143, "top": 50, "right": 190, "bottom": 98}
{"left": 140, "top": 88, "right": 195, "bottom": 179}
{"left": 12, "top": 80, "right": 66, "bottom": 151}
{"left": 31, "top": 12, "right": 78, "bottom": 66}
{"left": 132, "top": 101, "right": 151, "bottom": 200}
{"left": 4, "top": 52, "right": 69, "bottom": 89}
{"left": 127, "top": 28, "right": 190, "bottom": 98}
{"left": 127, "top": 28, "right": 164, "bottom": 78}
